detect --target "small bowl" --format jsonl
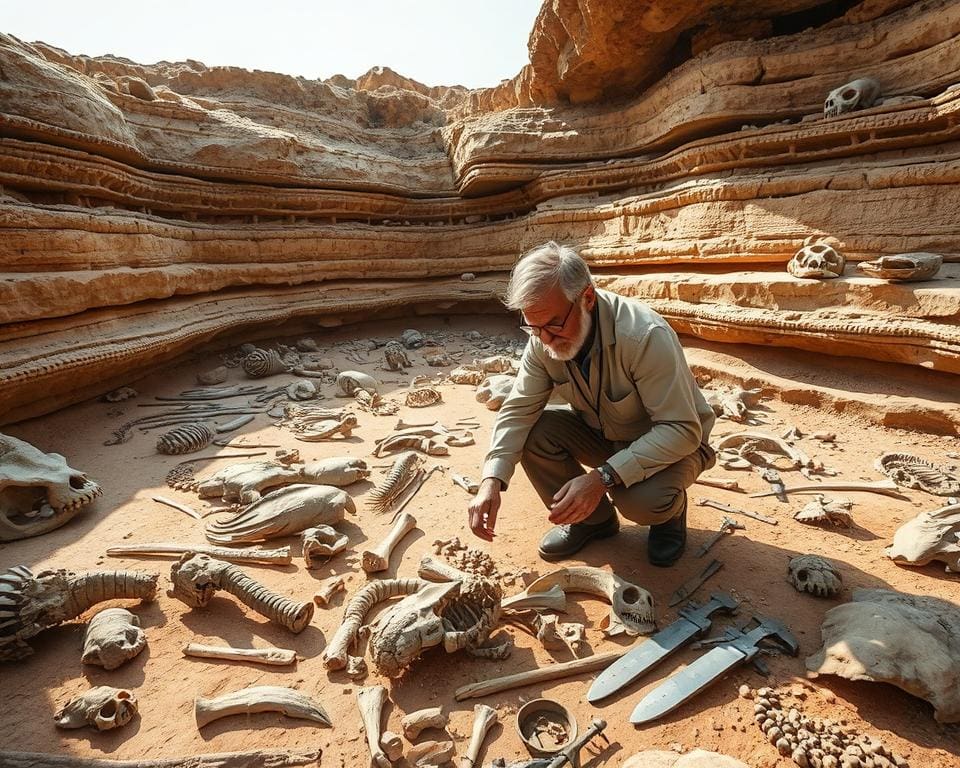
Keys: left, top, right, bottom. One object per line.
{"left": 515, "top": 698, "right": 578, "bottom": 757}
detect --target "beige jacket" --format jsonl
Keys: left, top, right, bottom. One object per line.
{"left": 481, "top": 289, "right": 715, "bottom": 488}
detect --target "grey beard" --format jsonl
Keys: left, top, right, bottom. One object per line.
{"left": 544, "top": 306, "right": 592, "bottom": 361}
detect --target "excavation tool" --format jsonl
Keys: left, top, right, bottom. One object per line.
{"left": 697, "top": 497, "right": 777, "bottom": 525}
{"left": 757, "top": 467, "right": 787, "bottom": 503}
{"left": 505, "top": 718, "right": 609, "bottom": 768}
{"left": 587, "top": 592, "right": 738, "bottom": 703}
{"left": 630, "top": 615, "right": 799, "bottom": 724}
{"left": 668, "top": 559, "right": 723, "bottom": 607}
{"left": 696, "top": 517, "right": 744, "bottom": 558}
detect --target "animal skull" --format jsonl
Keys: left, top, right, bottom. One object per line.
{"left": 824, "top": 77, "right": 881, "bottom": 118}
{"left": 367, "top": 581, "right": 455, "bottom": 677}
{"left": 788, "top": 243, "right": 846, "bottom": 279}
{"left": 885, "top": 502, "right": 960, "bottom": 572}
{"left": 856, "top": 252, "right": 943, "bottom": 281}
{"left": 54, "top": 686, "right": 138, "bottom": 730}
{"left": 0, "top": 433, "right": 102, "bottom": 541}
{"left": 787, "top": 554, "right": 843, "bottom": 597}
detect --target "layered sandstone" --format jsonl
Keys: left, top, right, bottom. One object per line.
{"left": 1, "top": 0, "right": 958, "bottom": 423}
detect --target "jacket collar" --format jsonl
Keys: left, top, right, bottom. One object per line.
{"left": 595, "top": 288, "right": 618, "bottom": 348}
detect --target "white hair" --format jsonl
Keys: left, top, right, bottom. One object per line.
{"left": 503, "top": 241, "right": 593, "bottom": 311}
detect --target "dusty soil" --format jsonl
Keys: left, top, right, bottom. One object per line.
{"left": 2, "top": 313, "right": 959, "bottom": 767}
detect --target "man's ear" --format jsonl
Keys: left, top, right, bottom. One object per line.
{"left": 584, "top": 284, "right": 597, "bottom": 310}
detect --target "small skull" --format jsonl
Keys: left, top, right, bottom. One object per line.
{"left": 475, "top": 375, "right": 516, "bottom": 411}
{"left": 787, "top": 554, "right": 843, "bottom": 597}
{"left": 788, "top": 243, "right": 846, "bottom": 279}
{"left": 54, "top": 686, "right": 138, "bottom": 731}
{"left": 824, "top": 77, "right": 881, "bottom": 118}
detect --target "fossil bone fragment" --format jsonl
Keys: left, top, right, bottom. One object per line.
{"left": 0, "top": 566, "right": 158, "bottom": 662}
{"left": 406, "top": 386, "right": 442, "bottom": 408}
{"left": 169, "top": 553, "right": 314, "bottom": 633}
{"left": 0, "top": 751, "right": 324, "bottom": 768}
{"left": 205, "top": 484, "right": 354, "bottom": 544}
{"left": 373, "top": 434, "right": 450, "bottom": 457}
{"left": 152, "top": 495, "right": 201, "bottom": 520}
{"left": 368, "top": 451, "right": 421, "bottom": 513}
{"left": 337, "top": 370, "right": 379, "bottom": 396}
{"left": 286, "top": 379, "right": 320, "bottom": 401}
{"left": 857, "top": 252, "right": 943, "bottom": 281}
{"left": 885, "top": 501, "right": 960, "bottom": 572}
{"left": 303, "top": 525, "right": 349, "bottom": 565}
{"left": 518, "top": 566, "right": 656, "bottom": 636}
{"left": 82, "top": 608, "right": 147, "bottom": 670}
{"left": 524, "top": 613, "right": 586, "bottom": 656}
{"left": 106, "top": 542, "right": 292, "bottom": 565}
{"left": 449, "top": 367, "right": 485, "bottom": 385}
{"left": 475, "top": 375, "right": 515, "bottom": 411}
{"left": 500, "top": 584, "right": 568, "bottom": 613}
{"left": 362, "top": 512, "right": 418, "bottom": 573}
{"left": 197, "top": 366, "right": 230, "bottom": 385}
{"left": 381, "top": 732, "right": 403, "bottom": 763}
{"left": 788, "top": 243, "right": 846, "bottom": 279}
{"left": 875, "top": 452, "right": 960, "bottom": 496}
{"left": 55, "top": 686, "right": 138, "bottom": 731}
{"left": 401, "top": 329, "right": 424, "bottom": 348}
{"left": 0, "top": 433, "right": 103, "bottom": 541}
{"left": 463, "top": 704, "right": 498, "bottom": 768}
{"left": 313, "top": 576, "right": 346, "bottom": 606}
{"left": 402, "top": 707, "right": 448, "bottom": 740}
{"left": 703, "top": 386, "right": 763, "bottom": 423}
{"left": 382, "top": 341, "right": 412, "bottom": 371}
{"left": 788, "top": 555, "right": 843, "bottom": 597}
{"left": 793, "top": 495, "right": 854, "bottom": 527}
{"left": 322, "top": 578, "right": 426, "bottom": 670}
{"left": 156, "top": 423, "right": 216, "bottom": 455}
{"left": 357, "top": 685, "right": 391, "bottom": 768}
{"left": 195, "top": 686, "right": 331, "bottom": 729}
{"left": 216, "top": 414, "right": 256, "bottom": 433}
{"left": 182, "top": 642, "right": 296, "bottom": 666}
{"left": 294, "top": 414, "right": 358, "bottom": 442}
{"left": 103, "top": 386, "right": 138, "bottom": 402}
{"left": 193, "top": 456, "right": 369, "bottom": 503}
{"left": 347, "top": 654, "right": 368, "bottom": 679}
{"left": 751, "top": 479, "right": 901, "bottom": 498}
{"left": 408, "top": 741, "right": 455, "bottom": 768}
{"left": 242, "top": 348, "right": 288, "bottom": 378}
{"left": 807, "top": 588, "right": 960, "bottom": 722}
{"left": 824, "top": 77, "right": 881, "bottom": 117}
{"left": 715, "top": 430, "right": 812, "bottom": 470}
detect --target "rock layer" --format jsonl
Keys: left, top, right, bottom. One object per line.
{"left": 1, "top": 0, "right": 958, "bottom": 423}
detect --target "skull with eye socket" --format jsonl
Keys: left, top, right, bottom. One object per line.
{"left": 824, "top": 77, "right": 881, "bottom": 118}
{"left": 787, "top": 554, "right": 843, "bottom": 598}
{"left": 788, "top": 243, "right": 846, "bottom": 279}
{"left": 54, "top": 686, "right": 138, "bottom": 731}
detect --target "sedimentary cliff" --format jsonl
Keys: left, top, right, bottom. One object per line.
{"left": 1, "top": 0, "right": 958, "bottom": 422}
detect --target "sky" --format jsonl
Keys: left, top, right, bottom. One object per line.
{"left": 5, "top": 1, "right": 543, "bottom": 88}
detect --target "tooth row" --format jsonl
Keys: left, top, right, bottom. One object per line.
{"left": 750, "top": 687, "right": 909, "bottom": 768}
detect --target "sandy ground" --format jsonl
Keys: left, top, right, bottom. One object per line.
{"left": 2, "top": 314, "right": 959, "bottom": 767}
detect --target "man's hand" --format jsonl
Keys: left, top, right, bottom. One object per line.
{"left": 549, "top": 470, "right": 607, "bottom": 525}
{"left": 468, "top": 478, "right": 502, "bottom": 542}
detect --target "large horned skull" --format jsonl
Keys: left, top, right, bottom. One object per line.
{"left": 0, "top": 433, "right": 102, "bottom": 541}
{"left": 788, "top": 243, "right": 846, "bottom": 279}
{"left": 824, "top": 77, "right": 881, "bottom": 118}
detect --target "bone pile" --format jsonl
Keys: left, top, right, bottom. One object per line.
{"left": 751, "top": 687, "right": 908, "bottom": 767}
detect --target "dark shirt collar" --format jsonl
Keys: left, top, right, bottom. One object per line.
{"left": 572, "top": 302, "right": 599, "bottom": 376}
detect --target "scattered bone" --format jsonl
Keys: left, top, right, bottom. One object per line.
{"left": 337, "top": 371, "right": 379, "bottom": 396}
{"left": 156, "top": 423, "right": 216, "bottom": 455}
{"left": 475, "top": 375, "right": 514, "bottom": 411}
{"left": 0, "top": 566, "right": 158, "bottom": 662}
{"left": 205, "top": 484, "right": 354, "bottom": 544}
{"left": 703, "top": 386, "right": 762, "bottom": 422}
{"left": 294, "top": 413, "right": 358, "bottom": 441}
{"left": 875, "top": 452, "right": 960, "bottom": 496}
{"left": 885, "top": 500, "right": 960, "bottom": 572}
{"left": 401, "top": 329, "right": 424, "bottom": 349}
{"left": 55, "top": 686, "right": 138, "bottom": 731}
{"left": 695, "top": 476, "right": 743, "bottom": 492}
{"left": 194, "top": 456, "right": 366, "bottom": 504}
{"left": 357, "top": 685, "right": 391, "bottom": 768}
{"left": 374, "top": 433, "right": 449, "bottom": 457}
{"left": 368, "top": 452, "right": 422, "bottom": 513}
{"left": 363, "top": 512, "right": 418, "bottom": 573}
{"left": 152, "top": 495, "right": 201, "bottom": 520}
{"left": 857, "top": 252, "right": 942, "bottom": 281}
{"left": 197, "top": 366, "right": 229, "bottom": 385}
{"left": 793, "top": 495, "right": 854, "bottom": 527}
{"left": 242, "top": 348, "right": 288, "bottom": 378}
{"left": 303, "top": 526, "right": 349, "bottom": 565}
{"left": 0, "top": 749, "right": 323, "bottom": 767}
{"left": 452, "top": 473, "right": 480, "bottom": 494}
{"left": 788, "top": 555, "right": 843, "bottom": 597}
{"left": 106, "top": 542, "right": 292, "bottom": 565}
{"left": 182, "top": 642, "right": 296, "bottom": 666}
{"left": 406, "top": 386, "right": 443, "bottom": 408}
{"left": 82, "top": 608, "right": 146, "bottom": 670}
{"left": 168, "top": 553, "right": 314, "bottom": 633}
{"left": 402, "top": 707, "right": 448, "bottom": 740}
{"left": 501, "top": 584, "right": 567, "bottom": 613}
{"left": 286, "top": 380, "right": 320, "bottom": 401}
{"left": 347, "top": 654, "right": 368, "bottom": 679}
{"left": 788, "top": 241, "right": 846, "bottom": 279}
{"left": 0, "top": 433, "right": 103, "bottom": 542}
{"left": 752, "top": 479, "right": 900, "bottom": 499}
{"left": 215, "top": 414, "right": 256, "bottom": 433}
{"left": 313, "top": 576, "right": 346, "bottom": 606}
{"left": 296, "top": 338, "right": 319, "bottom": 352}
{"left": 103, "top": 386, "right": 138, "bottom": 402}
{"left": 812, "top": 431, "right": 836, "bottom": 443}
{"left": 525, "top": 613, "right": 587, "bottom": 656}
{"left": 824, "top": 76, "right": 881, "bottom": 117}
{"left": 356, "top": 390, "right": 399, "bottom": 416}
{"left": 383, "top": 341, "right": 412, "bottom": 371}
{"left": 408, "top": 741, "right": 455, "bottom": 768}
{"left": 381, "top": 731, "right": 404, "bottom": 763}
{"left": 474, "top": 355, "right": 516, "bottom": 374}
{"left": 715, "top": 430, "right": 812, "bottom": 470}
{"left": 426, "top": 352, "right": 454, "bottom": 367}
{"left": 195, "top": 686, "right": 331, "bottom": 729}
{"left": 463, "top": 704, "right": 498, "bottom": 768}
{"left": 448, "top": 367, "right": 485, "bottom": 385}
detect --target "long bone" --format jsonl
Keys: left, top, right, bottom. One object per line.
{"left": 0, "top": 750, "right": 323, "bottom": 768}
{"left": 182, "top": 642, "right": 297, "bottom": 666}
{"left": 0, "top": 566, "right": 158, "bottom": 662}
{"left": 302, "top": 525, "right": 349, "bottom": 566}
{"left": 357, "top": 685, "right": 390, "bottom": 768}
{"left": 313, "top": 576, "right": 346, "bottom": 606}
{"left": 168, "top": 553, "right": 313, "bottom": 633}
{"left": 750, "top": 479, "right": 902, "bottom": 498}
{"left": 107, "top": 542, "right": 292, "bottom": 565}
{"left": 381, "top": 732, "right": 403, "bottom": 763}
{"left": 362, "top": 512, "right": 418, "bottom": 573}
{"left": 321, "top": 578, "right": 427, "bottom": 669}
{"left": 462, "top": 703, "right": 498, "bottom": 768}
{"left": 195, "top": 686, "right": 331, "bottom": 729}
{"left": 401, "top": 707, "right": 447, "bottom": 740}
{"left": 715, "top": 430, "right": 812, "bottom": 470}
{"left": 408, "top": 741, "right": 455, "bottom": 767}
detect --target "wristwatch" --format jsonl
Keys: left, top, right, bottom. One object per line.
{"left": 596, "top": 463, "right": 619, "bottom": 488}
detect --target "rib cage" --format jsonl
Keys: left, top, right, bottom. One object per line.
{"left": 368, "top": 451, "right": 421, "bottom": 512}
{"left": 242, "top": 348, "right": 287, "bottom": 378}
{"left": 876, "top": 452, "right": 960, "bottom": 496}
{"left": 156, "top": 423, "right": 215, "bottom": 455}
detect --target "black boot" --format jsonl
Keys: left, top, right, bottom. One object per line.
{"left": 647, "top": 496, "right": 687, "bottom": 567}
{"left": 538, "top": 515, "right": 620, "bottom": 562}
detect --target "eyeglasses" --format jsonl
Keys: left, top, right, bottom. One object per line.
{"left": 519, "top": 287, "right": 587, "bottom": 338}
